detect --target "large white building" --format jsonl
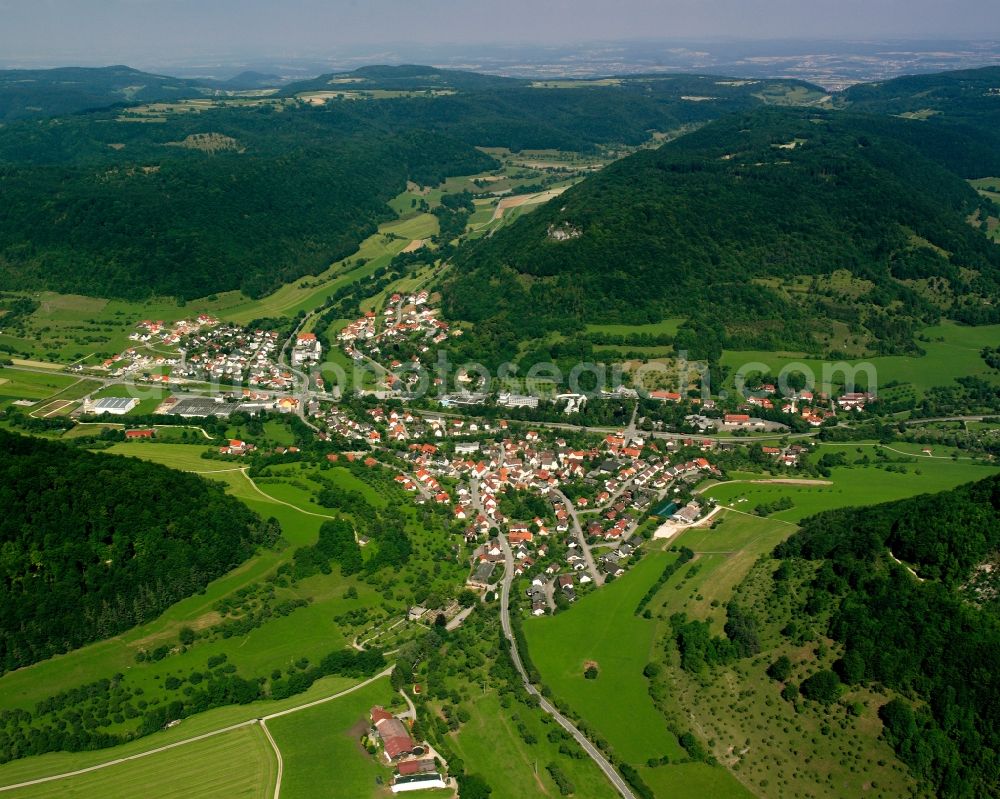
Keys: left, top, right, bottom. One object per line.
{"left": 497, "top": 391, "right": 539, "bottom": 409}
{"left": 391, "top": 774, "right": 448, "bottom": 793}
{"left": 90, "top": 397, "right": 139, "bottom": 415}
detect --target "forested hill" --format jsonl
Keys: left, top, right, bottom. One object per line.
{"left": 0, "top": 66, "right": 212, "bottom": 122}
{"left": 0, "top": 109, "right": 494, "bottom": 300}
{"left": 441, "top": 107, "right": 1000, "bottom": 362}
{"left": 840, "top": 65, "right": 1000, "bottom": 130}
{"left": 281, "top": 63, "right": 525, "bottom": 93}
{"left": 837, "top": 66, "right": 1000, "bottom": 176}
{"left": 0, "top": 69, "right": 825, "bottom": 301}
{"left": 0, "top": 430, "right": 276, "bottom": 672}
{"left": 772, "top": 475, "right": 1000, "bottom": 798}
{"left": 284, "top": 67, "right": 827, "bottom": 152}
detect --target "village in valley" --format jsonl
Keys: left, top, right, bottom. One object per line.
{"left": 59, "top": 290, "right": 889, "bottom": 641}
{"left": 3, "top": 261, "right": 914, "bottom": 799}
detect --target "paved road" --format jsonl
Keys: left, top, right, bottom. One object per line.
{"left": 445, "top": 605, "right": 474, "bottom": 631}
{"left": 0, "top": 667, "right": 394, "bottom": 794}
{"left": 552, "top": 488, "right": 602, "bottom": 586}
{"left": 414, "top": 406, "right": 809, "bottom": 443}
{"left": 497, "top": 530, "right": 634, "bottom": 799}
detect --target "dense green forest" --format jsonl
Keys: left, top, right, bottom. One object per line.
{"left": 773, "top": 475, "right": 1000, "bottom": 798}
{"left": 442, "top": 107, "right": 1000, "bottom": 363}
{"left": 0, "top": 109, "right": 493, "bottom": 299}
{"left": 0, "top": 429, "right": 276, "bottom": 672}
{"left": 0, "top": 65, "right": 216, "bottom": 122}
{"left": 0, "top": 66, "right": 820, "bottom": 301}
{"left": 289, "top": 68, "right": 800, "bottom": 152}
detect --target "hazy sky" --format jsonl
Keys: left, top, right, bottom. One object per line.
{"left": 1, "top": 0, "right": 997, "bottom": 64}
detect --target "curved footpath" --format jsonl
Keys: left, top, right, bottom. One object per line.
{"left": 497, "top": 533, "right": 636, "bottom": 799}
{"left": 0, "top": 667, "right": 393, "bottom": 795}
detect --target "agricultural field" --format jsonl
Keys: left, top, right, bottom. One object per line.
{"left": 0, "top": 367, "right": 83, "bottom": 406}
{"left": 524, "top": 539, "right": 764, "bottom": 797}
{"left": 652, "top": 511, "right": 799, "bottom": 627}
{"left": 266, "top": 678, "right": 399, "bottom": 799}
{"left": 640, "top": 762, "right": 755, "bottom": 799}
{"left": 752, "top": 82, "right": 830, "bottom": 106}
{"left": 530, "top": 79, "right": 624, "bottom": 89}
{"left": 4, "top": 724, "right": 276, "bottom": 799}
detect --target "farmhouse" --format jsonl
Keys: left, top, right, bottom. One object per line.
{"left": 649, "top": 390, "right": 682, "bottom": 402}
{"left": 371, "top": 707, "right": 421, "bottom": 762}
{"left": 124, "top": 428, "right": 155, "bottom": 439}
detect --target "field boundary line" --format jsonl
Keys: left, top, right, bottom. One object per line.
{"left": 0, "top": 720, "right": 255, "bottom": 792}
{"left": 0, "top": 668, "right": 392, "bottom": 793}
{"left": 259, "top": 720, "right": 283, "bottom": 799}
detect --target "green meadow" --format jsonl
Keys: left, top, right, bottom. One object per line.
{"left": 654, "top": 511, "right": 799, "bottom": 627}
{"left": 0, "top": 367, "right": 81, "bottom": 403}
{"left": 704, "top": 443, "right": 998, "bottom": 523}
{"left": 0, "top": 670, "right": 362, "bottom": 789}
{"left": 450, "top": 692, "right": 618, "bottom": 799}
{"left": 585, "top": 318, "right": 684, "bottom": 338}
{"left": 640, "top": 762, "right": 755, "bottom": 799}
{"left": 4, "top": 725, "right": 276, "bottom": 799}
{"left": 720, "top": 320, "right": 1000, "bottom": 396}
{"left": 267, "top": 678, "right": 399, "bottom": 799}
{"left": 524, "top": 551, "right": 684, "bottom": 764}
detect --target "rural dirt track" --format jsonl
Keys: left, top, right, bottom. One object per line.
{"left": 0, "top": 667, "right": 394, "bottom": 795}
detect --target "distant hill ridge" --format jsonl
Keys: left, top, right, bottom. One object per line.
{"left": 442, "top": 105, "right": 1000, "bottom": 362}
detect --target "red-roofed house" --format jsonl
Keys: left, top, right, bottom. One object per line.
{"left": 371, "top": 707, "right": 419, "bottom": 762}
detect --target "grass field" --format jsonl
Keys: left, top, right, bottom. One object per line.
{"left": 0, "top": 367, "right": 81, "bottom": 404}
{"left": 450, "top": 692, "right": 619, "bottom": 799}
{"left": 524, "top": 551, "right": 684, "bottom": 764}
{"left": 720, "top": 320, "right": 1000, "bottom": 396}
{"left": 584, "top": 318, "right": 684, "bottom": 338}
{"left": 267, "top": 678, "right": 399, "bottom": 799}
{"left": 704, "top": 443, "right": 999, "bottom": 523}
{"left": 657, "top": 511, "right": 799, "bottom": 628}
{"left": 4, "top": 725, "right": 276, "bottom": 799}
{"left": 0, "top": 670, "right": 362, "bottom": 789}
{"left": 640, "top": 762, "right": 755, "bottom": 799}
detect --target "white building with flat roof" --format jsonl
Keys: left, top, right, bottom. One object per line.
{"left": 90, "top": 397, "right": 139, "bottom": 415}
